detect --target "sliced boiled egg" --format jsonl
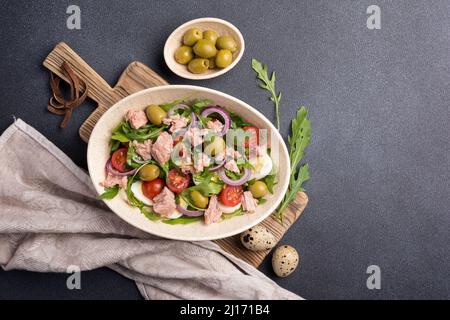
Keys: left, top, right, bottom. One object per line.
{"left": 166, "top": 210, "right": 183, "bottom": 219}
{"left": 249, "top": 153, "right": 273, "bottom": 180}
{"left": 218, "top": 202, "right": 241, "bottom": 214}
{"left": 131, "top": 181, "right": 153, "bottom": 206}
{"left": 131, "top": 181, "right": 183, "bottom": 219}
{"left": 165, "top": 197, "right": 187, "bottom": 219}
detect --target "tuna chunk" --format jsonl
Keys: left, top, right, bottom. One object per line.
{"left": 186, "top": 127, "right": 209, "bottom": 147}
{"left": 151, "top": 132, "right": 173, "bottom": 165}
{"left": 207, "top": 119, "right": 224, "bottom": 134}
{"left": 204, "top": 195, "right": 222, "bottom": 225}
{"left": 126, "top": 109, "right": 148, "bottom": 129}
{"left": 242, "top": 191, "right": 258, "bottom": 213}
{"left": 224, "top": 159, "right": 240, "bottom": 173}
{"left": 152, "top": 187, "right": 177, "bottom": 218}
{"left": 101, "top": 173, "right": 128, "bottom": 189}
{"left": 132, "top": 139, "right": 152, "bottom": 160}
{"left": 193, "top": 153, "right": 211, "bottom": 172}
{"left": 180, "top": 165, "right": 195, "bottom": 174}
{"left": 162, "top": 114, "right": 189, "bottom": 133}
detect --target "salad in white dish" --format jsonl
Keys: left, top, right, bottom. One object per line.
{"left": 99, "top": 98, "right": 276, "bottom": 225}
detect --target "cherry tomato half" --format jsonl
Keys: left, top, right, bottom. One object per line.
{"left": 243, "top": 126, "right": 260, "bottom": 148}
{"left": 111, "top": 148, "right": 127, "bottom": 172}
{"left": 142, "top": 178, "right": 165, "bottom": 200}
{"left": 166, "top": 169, "right": 190, "bottom": 193}
{"left": 219, "top": 185, "right": 243, "bottom": 207}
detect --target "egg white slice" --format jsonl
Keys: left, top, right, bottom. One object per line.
{"left": 131, "top": 181, "right": 153, "bottom": 206}
{"left": 166, "top": 197, "right": 186, "bottom": 219}
{"left": 218, "top": 202, "right": 241, "bottom": 214}
{"left": 249, "top": 153, "right": 273, "bottom": 180}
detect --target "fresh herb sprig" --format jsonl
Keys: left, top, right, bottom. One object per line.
{"left": 275, "top": 107, "right": 310, "bottom": 220}
{"left": 252, "top": 59, "right": 282, "bottom": 130}
{"left": 252, "top": 59, "right": 310, "bottom": 220}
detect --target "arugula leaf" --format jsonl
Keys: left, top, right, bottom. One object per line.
{"left": 111, "top": 132, "right": 130, "bottom": 143}
{"left": 162, "top": 216, "right": 202, "bottom": 225}
{"left": 192, "top": 170, "right": 219, "bottom": 185}
{"left": 257, "top": 197, "right": 267, "bottom": 205}
{"left": 99, "top": 186, "right": 119, "bottom": 200}
{"left": 112, "top": 121, "right": 166, "bottom": 143}
{"left": 191, "top": 98, "right": 213, "bottom": 114}
{"left": 141, "top": 207, "right": 161, "bottom": 221}
{"left": 229, "top": 111, "right": 252, "bottom": 128}
{"left": 263, "top": 174, "right": 277, "bottom": 193}
{"left": 110, "top": 140, "right": 120, "bottom": 153}
{"left": 159, "top": 99, "right": 186, "bottom": 112}
{"left": 159, "top": 161, "right": 170, "bottom": 178}
{"left": 126, "top": 143, "right": 136, "bottom": 167}
{"left": 221, "top": 208, "right": 244, "bottom": 221}
{"left": 275, "top": 107, "right": 310, "bottom": 220}
{"left": 251, "top": 59, "right": 282, "bottom": 130}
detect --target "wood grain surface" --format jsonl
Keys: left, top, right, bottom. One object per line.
{"left": 43, "top": 42, "right": 308, "bottom": 267}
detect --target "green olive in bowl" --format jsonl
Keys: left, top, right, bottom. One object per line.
{"left": 188, "top": 58, "right": 210, "bottom": 74}
{"left": 203, "top": 30, "right": 218, "bottom": 45}
{"left": 183, "top": 28, "right": 203, "bottom": 46}
{"left": 215, "top": 49, "right": 233, "bottom": 68}
{"left": 193, "top": 39, "right": 217, "bottom": 59}
{"left": 174, "top": 46, "right": 194, "bottom": 65}
{"left": 216, "top": 35, "right": 237, "bottom": 52}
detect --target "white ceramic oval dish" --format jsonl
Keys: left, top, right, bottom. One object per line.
{"left": 87, "top": 85, "right": 290, "bottom": 241}
{"left": 164, "top": 18, "right": 245, "bottom": 80}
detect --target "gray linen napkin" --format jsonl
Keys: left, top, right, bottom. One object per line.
{"left": 0, "top": 119, "right": 301, "bottom": 300}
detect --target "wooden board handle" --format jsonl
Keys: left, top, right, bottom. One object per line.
{"left": 43, "top": 42, "right": 117, "bottom": 107}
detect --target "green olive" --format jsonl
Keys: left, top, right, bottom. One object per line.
{"left": 216, "top": 35, "right": 237, "bottom": 52}
{"left": 215, "top": 49, "right": 233, "bottom": 68}
{"left": 203, "top": 30, "right": 218, "bottom": 45}
{"left": 193, "top": 39, "right": 217, "bottom": 58}
{"left": 139, "top": 164, "right": 160, "bottom": 181}
{"left": 183, "top": 28, "right": 203, "bottom": 46}
{"left": 204, "top": 136, "right": 225, "bottom": 156}
{"left": 249, "top": 181, "right": 268, "bottom": 198}
{"left": 190, "top": 190, "right": 209, "bottom": 209}
{"left": 188, "top": 58, "right": 209, "bottom": 74}
{"left": 208, "top": 57, "right": 216, "bottom": 69}
{"left": 174, "top": 46, "right": 194, "bottom": 65}
{"left": 145, "top": 105, "right": 167, "bottom": 125}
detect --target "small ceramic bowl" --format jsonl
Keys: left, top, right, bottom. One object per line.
{"left": 164, "top": 17, "right": 245, "bottom": 80}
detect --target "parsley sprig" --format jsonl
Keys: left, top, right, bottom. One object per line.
{"left": 252, "top": 59, "right": 282, "bottom": 130}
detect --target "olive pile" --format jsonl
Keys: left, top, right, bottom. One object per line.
{"left": 174, "top": 28, "right": 237, "bottom": 74}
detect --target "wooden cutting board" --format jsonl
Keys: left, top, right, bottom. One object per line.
{"left": 43, "top": 42, "right": 308, "bottom": 267}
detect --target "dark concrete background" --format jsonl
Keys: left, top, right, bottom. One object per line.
{"left": 0, "top": 0, "right": 449, "bottom": 299}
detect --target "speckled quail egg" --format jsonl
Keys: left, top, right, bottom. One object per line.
{"left": 240, "top": 225, "right": 276, "bottom": 251}
{"left": 272, "top": 245, "right": 299, "bottom": 277}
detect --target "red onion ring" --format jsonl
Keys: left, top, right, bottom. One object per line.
{"left": 189, "top": 112, "right": 198, "bottom": 128}
{"left": 218, "top": 167, "right": 251, "bottom": 186}
{"left": 201, "top": 106, "right": 230, "bottom": 136}
{"left": 209, "top": 158, "right": 225, "bottom": 172}
{"left": 167, "top": 104, "right": 189, "bottom": 117}
{"left": 176, "top": 205, "right": 204, "bottom": 217}
{"left": 105, "top": 159, "right": 137, "bottom": 176}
